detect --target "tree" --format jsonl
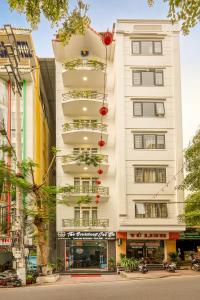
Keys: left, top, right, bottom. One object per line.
{"left": 148, "top": 0, "right": 200, "bottom": 34}
{"left": 179, "top": 129, "right": 200, "bottom": 225}
{"left": 7, "top": 0, "right": 90, "bottom": 44}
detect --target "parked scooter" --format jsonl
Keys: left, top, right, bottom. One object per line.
{"left": 191, "top": 258, "right": 200, "bottom": 272}
{"left": 163, "top": 261, "right": 176, "bottom": 272}
{"left": 138, "top": 258, "right": 148, "bottom": 274}
{"left": 0, "top": 271, "right": 22, "bottom": 287}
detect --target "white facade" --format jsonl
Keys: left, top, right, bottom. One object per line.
{"left": 114, "top": 20, "right": 185, "bottom": 234}
{"left": 54, "top": 19, "right": 185, "bottom": 264}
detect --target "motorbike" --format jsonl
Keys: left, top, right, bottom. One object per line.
{"left": 0, "top": 272, "right": 22, "bottom": 287}
{"left": 191, "top": 258, "right": 200, "bottom": 272}
{"left": 138, "top": 260, "right": 148, "bottom": 274}
{"left": 163, "top": 261, "right": 176, "bottom": 273}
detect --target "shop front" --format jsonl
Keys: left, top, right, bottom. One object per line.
{"left": 177, "top": 229, "right": 200, "bottom": 261}
{"left": 57, "top": 231, "right": 116, "bottom": 270}
{"left": 126, "top": 232, "right": 166, "bottom": 263}
{"left": 116, "top": 231, "right": 179, "bottom": 263}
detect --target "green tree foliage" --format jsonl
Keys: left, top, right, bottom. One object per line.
{"left": 179, "top": 130, "right": 200, "bottom": 225}
{"left": 148, "top": 0, "right": 200, "bottom": 33}
{"left": 7, "top": 0, "right": 90, "bottom": 44}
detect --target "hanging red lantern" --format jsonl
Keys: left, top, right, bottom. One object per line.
{"left": 98, "top": 139, "right": 105, "bottom": 147}
{"left": 95, "top": 198, "right": 100, "bottom": 204}
{"left": 96, "top": 179, "right": 101, "bottom": 185}
{"left": 99, "top": 106, "right": 108, "bottom": 116}
{"left": 97, "top": 168, "right": 103, "bottom": 175}
{"left": 96, "top": 194, "right": 100, "bottom": 199}
{"left": 102, "top": 31, "right": 113, "bottom": 46}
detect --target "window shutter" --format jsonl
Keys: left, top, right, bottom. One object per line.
{"left": 133, "top": 102, "right": 142, "bottom": 116}
{"left": 133, "top": 72, "right": 141, "bottom": 85}
{"left": 154, "top": 41, "right": 162, "bottom": 54}
{"left": 134, "top": 135, "right": 143, "bottom": 149}
{"left": 155, "top": 71, "right": 163, "bottom": 85}
{"left": 132, "top": 41, "right": 140, "bottom": 54}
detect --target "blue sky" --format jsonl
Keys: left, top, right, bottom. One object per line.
{"left": 0, "top": 0, "right": 200, "bottom": 147}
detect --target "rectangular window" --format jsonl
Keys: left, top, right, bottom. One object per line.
{"left": 134, "top": 134, "right": 165, "bottom": 149}
{"left": 135, "top": 167, "right": 166, "bottom": 183}
{"left": 133, "top": 102, "right": 165, "bottom": 117}
{"left": 135, "top": 202, "right": 168, "bottom": 218}
{"left": 132, "top": 41, "right": 162, "bottom": 55}
{"left": 132, "top": 70, "right": 164, "bottom": 86}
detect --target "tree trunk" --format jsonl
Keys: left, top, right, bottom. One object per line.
{"left": 36, "top": 223, "right": 48, "bottom": 273}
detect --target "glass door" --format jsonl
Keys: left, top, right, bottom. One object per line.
{"left": 82, "top": 209, "right": 90, "bottom": 226}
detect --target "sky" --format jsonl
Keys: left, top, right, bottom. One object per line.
{"left": 0, "top": 0, "right": 200, "bottom": 148}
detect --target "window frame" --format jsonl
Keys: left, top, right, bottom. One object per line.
{"left": 134, "top": 134, "right": 165, "bottom": 149}
{"left": 131, "top": 40, "right": 163, "bottom": 55}
{"left": 133, "top": 101, "right": 165, "bottom": 118}
{"left": 135, "top": 202, "right": 168, "bottom": 219}
{"left": 134, "top": 167, "right": 166, "bottom": 183}
{"left": 132, "top": 69, "right": 164, "bottom": 87}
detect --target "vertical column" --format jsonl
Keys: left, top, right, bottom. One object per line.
{"left": 22, "top": 80, "right": 27, "bottom": 208}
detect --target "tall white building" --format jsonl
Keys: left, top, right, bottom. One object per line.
{"left": 53, "top": 19, "right": 185, "bottom": 270}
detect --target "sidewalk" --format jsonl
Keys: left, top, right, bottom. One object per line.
{"left": 120, "top": 269, "right": 200, "bottom": 280}
{"left": 45, "top": 270, "right": 200, "bottom": 286}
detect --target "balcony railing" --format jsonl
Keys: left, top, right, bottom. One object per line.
{"left": 62, "top": 152, "right": 108, "bottom": 164}
{"left": 62, "top": 218, "right": 109, "bottom": 228}
{"left": 62, "top": 121, "right": 107, "bottom": 132}
{"left": 64, "top": 59, "right": 105, "bottom": 71}
{"left": 62, "top": 91, "right": 107, "bottom": 102}
{"left": 63, "top": 185, "right": 109, "bottom": 197}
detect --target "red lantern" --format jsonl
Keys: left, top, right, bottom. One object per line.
{"left": 98, "top": 140, "right": 105, "bottom": 147}
{"left": 96, "top": 194, "right": 100, "bottom": 199}
{"left": 97, "top": 168, "right": 103, "bottom": 175}
{"left": 96, "top": 179, "right": 101, "bottom": 185}
{"left": 99, "top": 106, "right": 108, "bottom": 116}
{"left": 102, "top": 31, "right": 113, "bottom": 46}
{"left": 95, "top": 198, "right": 100, "bottom": 204}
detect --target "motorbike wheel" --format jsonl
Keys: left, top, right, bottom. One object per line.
{"left": 13, "top": 280, "right": 22, "bottom": 287}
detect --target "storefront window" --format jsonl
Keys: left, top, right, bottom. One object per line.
{"left": 65, "top": 240, "right": 107, "bottom": 269}
{"left": 127, "top": 240, "right": 164, "bottom": 263}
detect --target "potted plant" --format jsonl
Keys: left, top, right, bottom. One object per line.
{"left": 108, "top": 257, "right": 116, "bottom": 272}
{"left": 26, "top": 274, "right": 36, "bottom": 285}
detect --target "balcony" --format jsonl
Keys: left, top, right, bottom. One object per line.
{"left": 62, "top": 152, "right": 109, "bottom": 173}
{"left": 62, "top": 218, "right": 109, "bottom": 229}
{"left": 62, "top": 185, "right": 109, "bottom": 202}
{"left": 62, "top": 91, "right": 107, "bottom": 117}
{"left": 62, "top": 121, "right": 108, "bottom": 145}
{"left": 62, "top": 59, "right": 105, "bottom": 88}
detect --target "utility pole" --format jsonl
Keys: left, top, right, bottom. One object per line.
{"left": 13, "top": 82, "right": 26, "bottom": 285}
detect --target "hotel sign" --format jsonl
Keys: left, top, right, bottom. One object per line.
{"left": 127, "top": 232, "right": 169, "bottom": 240}
{"left": 57, "top": 231, "right": 116, "bottom": 240}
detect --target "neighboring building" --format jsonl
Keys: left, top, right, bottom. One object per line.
{"left": 53, "top": 19, "right": 185, "bottom": 271}
{"left": 0, "top": 26, "right": 51, "bottom": 269}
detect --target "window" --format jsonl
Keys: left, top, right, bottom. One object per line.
{"left": 133, "top": 70, "right": 164, "bottom": 86}
{"left": 132, "top": 41, "right": 162, "bottom": 55}
{"left": 133, "top": 102, "right": 165, "bottom": 117}
{"left": 74, "top": 207, "right": 98, "bottom": 221}
{"left": 135, "top": 202, "right": 168, "bottom": 218}
{"left": 74, "top": 177, "right": 98, "bottom": 193}
{"left": 134, "top": 134, "right": 165, "bottom": 149}
{"left": 135, "top": 167, "right": 166, "bottom": 183}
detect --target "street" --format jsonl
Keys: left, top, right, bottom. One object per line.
{"left": 1, "top": 276, "right": 200, "bottom": 300}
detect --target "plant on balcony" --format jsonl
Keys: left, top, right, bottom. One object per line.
{"left": 62, "top": 123, "right": 71, "bottom": 131}
{"left": 68, "top": 90, "right": 98, "bottom": 99}
{"left": 64, "top": 59, "right": 104, "bottom": 71}
{"left": 76, "top": 195, "right": 92, "bottom": 205}
{"left": 73, "top": 152, "right": 104, "bottom": 167}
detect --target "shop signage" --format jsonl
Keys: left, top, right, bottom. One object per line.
{"left": 127, "top": 232, "right": 169, "bottom": 240}
{"left": 57, "top": 231, "right": 116, "bottom": 240}
{"left": 0, "top": 237, "right": 11, "bottom": 246}
{"left": 180, "top": 231, "right": 200, "bottom": 240}
{"left": 129, "top": 241, "right": 160, "bottom": 248}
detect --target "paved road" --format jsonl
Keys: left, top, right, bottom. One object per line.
{"left": 1, "top": 276, "right": 200, "bottom": 300}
